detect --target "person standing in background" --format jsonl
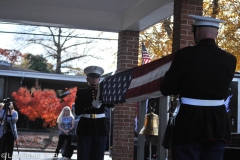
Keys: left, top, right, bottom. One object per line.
{"left": 160, "top": 15, "right": 237, "bottom": 160}
{"left": 0, "top": 102, "right": 18, "bottom": 160}
{"left": 53, "top": 106, "right": 75, "bottom": 160}
{"left": 75, "top": 66, "right": 114, "bottom": 160}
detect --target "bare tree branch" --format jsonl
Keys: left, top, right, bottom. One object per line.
{"left": 14, "top": 26, "right": 106, "bottom": 74}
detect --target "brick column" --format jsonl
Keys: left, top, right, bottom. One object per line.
{"left": 117, "top": 31, "right": 139, "bottom": 72}
{"left": 111, "top": 30, "right": 139, "bottom": 160}
{"left": 172, "top": 0, "right": 203, "bottom": 53}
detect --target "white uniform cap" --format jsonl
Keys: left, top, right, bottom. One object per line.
{"left": 189, "top": 14, "right": 225, "bottom": 28}
{"left": 84, "top": 66, "right": 104, "bottom": 77}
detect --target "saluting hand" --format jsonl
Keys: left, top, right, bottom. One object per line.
{"left": 92, "top": 100, "right": 102, "bottom": 108}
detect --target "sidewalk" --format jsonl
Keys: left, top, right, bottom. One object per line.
{"left": 11, "top": 151, "right": 112, "bottom": 160}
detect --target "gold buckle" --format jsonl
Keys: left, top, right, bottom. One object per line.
{"left": 90, "top": 114, "right": 96, "bottom": 119}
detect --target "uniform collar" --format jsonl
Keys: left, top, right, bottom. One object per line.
{"left": 198, "top": 38, "right": 216, "bottom": 45}
{"left": 89, "top": 86, "right": 97, "bottom": 90}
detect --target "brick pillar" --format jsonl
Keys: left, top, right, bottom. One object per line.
{"left": 117, "top": 31, "right": 139, "bottom": 72}
{"left": 172, "top": 0, "right": 203, "bottom": 53}
{"left": 111, "top": 30, "right": 139, "bottom": 160}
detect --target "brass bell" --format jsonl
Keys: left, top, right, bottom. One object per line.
{"left": 139, "top": 101, "right": 159, "bottom": 136}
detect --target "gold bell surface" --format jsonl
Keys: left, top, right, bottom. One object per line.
{"left": 139, "top": 112, "right": 159, "bottom": 136}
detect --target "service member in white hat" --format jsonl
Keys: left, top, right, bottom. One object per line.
{"left": 160, "top": 15, "right": 237, "bottom": 160}
{"left": 74, "top": 66, "right": 114, "bottom": 160}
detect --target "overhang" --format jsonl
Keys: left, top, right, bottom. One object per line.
{"left": 0, "top": 0, "right": 174, "bottom": 32}
{"left": 0, "top": 69, "right": 86, "bottom": 82}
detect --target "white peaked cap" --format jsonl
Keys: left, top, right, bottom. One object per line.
{"left": 189, "top": 14, "right": 225, "bottom": 28}
{"left": 84, "top": 66, "right": 104, "bottom": 76}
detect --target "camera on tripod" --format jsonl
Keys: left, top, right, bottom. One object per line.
{"left": 3, "top": 98, "right": 11, "bottom": 104}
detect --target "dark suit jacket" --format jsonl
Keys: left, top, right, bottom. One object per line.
{"left": 75, "top": 86, "right": 114, "bottom": 136}
{"left": 160, "top": 38, "right": 237, "bottom": 145}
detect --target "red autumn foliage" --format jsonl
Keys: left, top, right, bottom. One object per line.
{"left": 12, "top": 87, "right": 77, "bottom": 127}
{"left": 0, "top": 48, "right": 24, "bottom": 64}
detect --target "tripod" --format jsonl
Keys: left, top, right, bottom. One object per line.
{"left": 0, "top": 98, "right": 20, "bottom": 160}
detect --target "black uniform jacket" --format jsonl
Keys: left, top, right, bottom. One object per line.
{"left": 160, "top": 38, "right": 237, "bottom": 145}
{"left": 75, "top": 86, "right": 114, "bottom": 136}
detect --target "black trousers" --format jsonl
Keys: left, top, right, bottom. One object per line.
{"left": 54, "top": 134, "right": 73, "bottom": 158}
{"left": 77, "top": 135, "right": 107, "bottom": 160}
{"left": 0, "top": 131, "right": 15, "bottom": 160}
{"left": 173, "top": 140, "right": 225, "bottom": 160}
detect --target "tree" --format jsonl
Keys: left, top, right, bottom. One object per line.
{"left": 0, "top": 48, "right": 24, "bottom": 64}
{"left": 12, "top": 84, "right": 77, "bottom": 141}
{"left": 139, "top": 17, "right": 173, "bottom": 65}
{"left": 20, "top": 53, "right": 53, "bottom": 73}
{"left": 140, "top": 0, "right": 240, "bottom": 71}
{"left": 203, "top": 0, "right": 240, "bottom": 71}
{"left": 14, "top": 27, "right": 105, "bottom": 74}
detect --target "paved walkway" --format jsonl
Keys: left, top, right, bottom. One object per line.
{"left": 11, "top": 151, "right": 112, "bottom": 160}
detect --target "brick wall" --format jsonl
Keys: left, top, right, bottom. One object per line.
{"left": 172, "top": 0, "right": 203, "bottom": 53}
{"left": 112, "top": 30, "right": 139, "bottom": 160}
{"left": 117, "top": 31, "right": 139, "bottom": 72}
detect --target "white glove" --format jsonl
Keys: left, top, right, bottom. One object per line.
{"left": 92, "top": 100, "right": 102, "bottom": 109}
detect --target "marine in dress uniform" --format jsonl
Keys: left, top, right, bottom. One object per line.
{"left": 75, "top": 66, "right": 114, "bottom": 160}
{"left": 160, "top": 15, "right": 237, "bottom": 160}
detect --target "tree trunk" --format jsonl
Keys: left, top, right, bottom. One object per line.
{"left": 42, "top": 127, "right": 56, "bottom": 149}
{"left": 162, "top": 17, "right": 172, "bottom": 39}
{"left": 212, "top": 0, "right": 219, "bottom": 17}
{"left": 48, "top": 127, "right": 56, "bottom": 142}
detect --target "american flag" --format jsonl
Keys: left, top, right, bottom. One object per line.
{"left": 99, "top": 68, "right": 134, "bottom": 104}
{"left": 140, "top": 43, "right": 151, "bottom": 114}
{"left": 142, "top": 43, "right": 151, "bottom": 64}
{"left": 98, "top": 52, "right": 175, "bottom": 104}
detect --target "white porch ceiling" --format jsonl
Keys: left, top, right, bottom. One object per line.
{"left": 0, "top": 0, "right": 174, "bottom": 32}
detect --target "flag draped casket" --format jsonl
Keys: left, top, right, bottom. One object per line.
{"left": 98, "top": 53, "right": 175, "bottom": 104}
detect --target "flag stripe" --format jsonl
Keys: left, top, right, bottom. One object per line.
{"left": 125, "top": 53, "right": 175, "bottom": 102}
{"left": 128, "top": 62, "right": 172, "bottom": 89}
{"left": 126, "top": 91, "right": 163, "bottom": 103}
{"left": 132, "top": 53, "right": 175, "bottom": 78}
{"left": 142, "top": 43, "right": 151, "bottom": 65}
{"left": 126, "top": 77, "right": 164, "bottom": 100}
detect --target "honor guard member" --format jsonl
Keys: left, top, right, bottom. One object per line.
{"left": 160, "top": 15, "right": 237, "bottom": 160}
{"left": 75, "top": 66, "right": 114, "bottom": 160}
